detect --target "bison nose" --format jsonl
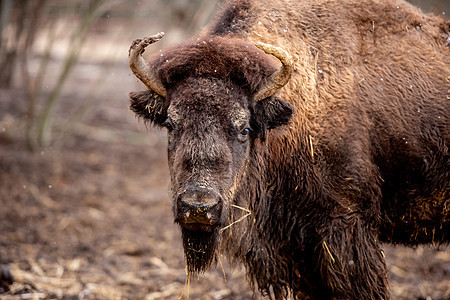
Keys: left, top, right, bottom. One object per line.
{"left": 181, "top": 198, "right": 218, "bottom": 211}
{"left": 178, "top": 192, "right": 222, "bottom": 228}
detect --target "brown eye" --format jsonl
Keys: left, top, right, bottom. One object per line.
{"left": 162, "top": 119, "right": 173, "bottom": 132}
{"left": 238, "top": 128, "right": 250, "bottom": 142}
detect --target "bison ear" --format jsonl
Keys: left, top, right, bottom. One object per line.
{"left": 252, "top": 97, "right": 294, "bottom": 140}
{"left": 129, "top": 90, "right": 167, "bottom": 126}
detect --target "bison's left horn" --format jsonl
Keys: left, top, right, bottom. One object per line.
{"left": 129, "top": 32, "right": 167, "bottom": 97}
{"left": 253, "top": 42, "right": 293, "bottom": 101}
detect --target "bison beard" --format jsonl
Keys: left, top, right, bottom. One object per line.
{"left": 181, "top": 227, "right": 219, "bottom": 274}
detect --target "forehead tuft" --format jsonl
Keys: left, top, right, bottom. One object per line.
{"left": 167, "top": 81, "right": 250, "bottom": 127}
{"left": 230, "top": 103, "right": 250, "bottom": 128}
{"left": 150, "top": 36, "right": 277, "bottom": 95}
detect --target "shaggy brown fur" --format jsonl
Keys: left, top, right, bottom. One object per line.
{"left": 129, "top": 0, "right": 449, "bottom": 299}
{"left": 154, "top": 36, "right": 278, "bottom": 96}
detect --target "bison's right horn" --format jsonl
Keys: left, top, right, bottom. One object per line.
{"left": 129, "top": 32, "right": 167, "bottom": 97}
{"left": 253, "top": 42, "right": 293, "bottom": 101}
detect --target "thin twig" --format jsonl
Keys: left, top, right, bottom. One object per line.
{"left": 187, "top": 273, "right": 190, "bottom": 300}
{"left": 218, "top": 254, "right": 227, "bottom": 282}
{"left": 220, "top": 204, "right": 252, "bottom": 232}
{"left": 231, "top": 204, "right": 251, "bottom": 213}
{"left": 179, "top": 267, "right": 189, "bottom": 300}
{"left": 220, "top": 212, "right": 251, "bottom": 233}
{"left": 323, "top": 241, "right": 335, "bottom": 263}
{"left": 309, "top": 135, "right": 314, "bottom": 159}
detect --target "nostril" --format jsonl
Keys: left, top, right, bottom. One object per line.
{"left": 177, "top": 193, "right": 222, "bottom": 227}
{"left": 181, "top": 198, "right": 218, "bottom": 211}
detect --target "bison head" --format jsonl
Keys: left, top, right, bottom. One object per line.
{"left": 129, "top": 33, "right": 294, "bottom": 274}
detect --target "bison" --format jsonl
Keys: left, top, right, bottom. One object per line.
{"left": 128, "top": 0, "right": 449, "bottom": 298}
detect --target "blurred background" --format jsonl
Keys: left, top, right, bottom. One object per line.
{"left": 0, "top": 0, "right": 448, "bottom": 299}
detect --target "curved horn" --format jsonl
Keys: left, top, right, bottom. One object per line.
{"left": 129, "top": 32, "right": 167, "bottom": 97}
{"left": 253, "top": 42, "right": 293, "bottom": 101}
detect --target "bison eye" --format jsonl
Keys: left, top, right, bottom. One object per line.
{"left": 162, "top": 119, "right": 174, "bottom": 132}
{"left": 238, "top": 128, "right": 250, "bottom": 142}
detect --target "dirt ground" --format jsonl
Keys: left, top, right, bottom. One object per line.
{"left": 0, "top": 3, "right": 449, "bottom": 299}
